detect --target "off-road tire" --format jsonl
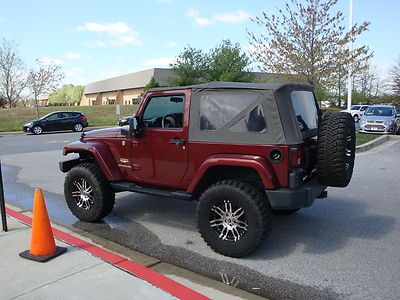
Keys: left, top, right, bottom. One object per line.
{"left": 197, "top": 179, "right": 272, "bottom": 257}
{"left": 64, "top": 163, "right": 115, "bottom": 222}
{"left": 317, "top": 112, "right": 356, "bottom": 187}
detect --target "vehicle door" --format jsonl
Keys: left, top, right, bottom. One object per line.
{"left": 42, "top": 112, "right": 61, "bottom": 131}
{"left": 130, "top": 91, "right": 189, "bottom": 186}
{"left": 59, "top": 112, "right": 76, "bottom": 130}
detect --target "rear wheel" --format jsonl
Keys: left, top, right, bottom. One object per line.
{"left": 197, "top": 180, "right": 271, "bottom": 257}
{"left": 64, "top": 163, "right": 115, "bottom": 222}
{"left": 32, "top": 125, "right": 43, "bottom": 135}
{"left": 74, "top": 123, "right": 83, "bottom": 132}
{"left": 317, "top": 112, "right": 356, "bottom": 187}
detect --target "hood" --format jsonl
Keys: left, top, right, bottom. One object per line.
{"left": 361, "top": 115, "right": 394, "bottom": 122}
{"left": 83, "top": 127, "right": 121, "bottom": 139}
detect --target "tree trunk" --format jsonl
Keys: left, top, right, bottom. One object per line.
{"left": 35, "top": 98, "right": 39, "bottom": 119}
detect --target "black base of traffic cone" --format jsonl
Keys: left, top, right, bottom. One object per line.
{"left": 19, "top": 246, "right": 67, "bottom": 262}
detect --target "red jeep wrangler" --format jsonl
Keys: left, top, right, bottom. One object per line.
{"left": 60, "top": 82, "right": 355, "bottom": 257}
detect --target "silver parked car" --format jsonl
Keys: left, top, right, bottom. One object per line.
{"left": 359, "top": 105, "right": 400, "bottom": 134}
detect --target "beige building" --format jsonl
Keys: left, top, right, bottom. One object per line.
{"left": 80, "top": 68, "right": 174, "bottom": 106}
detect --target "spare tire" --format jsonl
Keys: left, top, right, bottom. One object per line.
{"left": 317, "top": 112, "right": 356, "bottom": 187}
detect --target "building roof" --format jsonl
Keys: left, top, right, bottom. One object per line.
{"left": 84, "top": 68, "right": 175, "bottom": 94}
{"left": 148, "top": 81, "right": 312, "bottom": 92}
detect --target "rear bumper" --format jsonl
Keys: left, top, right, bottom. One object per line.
{"left": 266, "top": 176, "right": 327, "bottom": 210}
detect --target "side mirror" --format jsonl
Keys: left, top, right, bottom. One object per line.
{"left": 129, "top": 116, "right": 142, "bottom": 138}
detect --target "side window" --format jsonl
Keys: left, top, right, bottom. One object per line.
{"left": 142, "top": 95, "right": 185, "bottom": 128}
{"left": 229, "top": 105, "right": 267, "bottom": 133}
{"left": 47, "top": 113, "right": 59, "bottom": 121}
{"left": 200, "top": 92, "right": 258, "bottom": 131}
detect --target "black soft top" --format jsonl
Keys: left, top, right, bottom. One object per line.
{"left": 148, "top": 81, "right": 313, "bottom": 92}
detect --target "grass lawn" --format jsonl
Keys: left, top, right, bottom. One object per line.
{"left": 356, "top": 132, "right": 381, "bottom": 146}
{"left": 0, "top": 105, "right": 138, "bottom": 132}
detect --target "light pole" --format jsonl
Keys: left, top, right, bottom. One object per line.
{"left": 347, "top": 0, "right": 353, "bottom": 112}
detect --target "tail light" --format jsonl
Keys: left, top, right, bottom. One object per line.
{"left": 289, "top": 146, "right": 302, "bottom": 167}
{"left": 80, "top": 116, "right": 88, "bottom": 121}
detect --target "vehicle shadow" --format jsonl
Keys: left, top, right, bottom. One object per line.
{"left": 252, "top": 197, "right": 396, "bottom": 259}
{"left": 111, "top": 192, "right": 395, "bottom": 260}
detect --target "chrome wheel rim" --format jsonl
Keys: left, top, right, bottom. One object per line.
{"left": 34, "top": 126, "right": 42, "bottom": 134}
{"left": 72, "top": 178, "right": 94, "bottom": 210}
{"left": 210, "top": 200, "right": 248, "bottom": 242}
{"left": 75, "top": 124, "right": 83, "bottom": 131}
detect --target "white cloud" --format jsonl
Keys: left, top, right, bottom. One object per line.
{"left": 186, "top": 9, "right": 214, "bottom": 26}
{"left": 213, "top": 10, "right": 251, "bottom": 24}
{"left": 65, "top": 52, "right": 82, "bottom": 59}
{"left": 142, "top": 56, "right": 175, "bottom": 68}
{"left": 165, "top": 41, "right": 179, "bottom": 48}
{"left": 65, "top": 67, "right": 84, "bottom": 77}
{"left": 40, "top": 57, "right": 64, "bottom": 65}
{"left": 186, "top": 9, "right": 251, "bottom": 26}
{"left": 77, "top": 22, "right": 141, "bottom": 47}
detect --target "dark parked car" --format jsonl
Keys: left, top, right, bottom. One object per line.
{"left": 23, "top": 111, "right": 88, "bottom": 135}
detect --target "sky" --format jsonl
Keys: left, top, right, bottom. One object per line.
{"left": 0, "top": 0, "right": 399, "bottom": 85}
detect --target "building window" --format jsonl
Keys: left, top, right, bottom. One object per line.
{"left": 108, "top": 99, "right": 115, "bottom": 105}
{"left": 91, "top": 100, "right": 96, "bottom": 106}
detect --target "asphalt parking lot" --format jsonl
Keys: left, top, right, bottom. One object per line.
{"left": 1, "top": 132, "right": 399, "bottom": 299}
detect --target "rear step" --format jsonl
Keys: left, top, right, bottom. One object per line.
{"left": 110, "top": 182, "right": 193, "bottom": 201}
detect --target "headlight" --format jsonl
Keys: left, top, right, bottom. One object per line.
{"left": 25, "top": 122, "right": 33, "bottom": 127}
{"left": 384, "top": 120, "right": 393, "bottom": 126}
{"left": 360, "top": 120, "right": 366, "bottom": 125}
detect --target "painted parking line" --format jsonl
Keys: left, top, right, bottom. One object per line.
{"left": 6, "top": 207, "right": 209, "bottom": 300}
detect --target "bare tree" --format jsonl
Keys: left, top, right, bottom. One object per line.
{"left": 389, "top": 56, "right": 400, "bottom": 97}
{"left": 0, "top": 38, "right": 27, "bottom": 108}
{"left": 28, "top": 59, "right": 64, "bottom": 118}
{"left": 353, "top": 60, "right": 381, "bottom": 103}
{"left": 248, "top": 0, "right": 372, "bottom": 89}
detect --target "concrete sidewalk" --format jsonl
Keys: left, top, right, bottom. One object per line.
{"left": 0, "top": 216, "right": 178, "bottom": 300}
{"left": 1, "top": 207, "right": 264, "bottom": 300}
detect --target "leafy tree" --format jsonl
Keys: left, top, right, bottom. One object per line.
{"left": 248, "top": 0, "right": 372, "bottom": 89}
{"left": 28, "top": 59, "right": 64, "bottom": 117}
{"left": 169, "top": 46, "right": 207, "bottom": 86}
{"left": 48, "top": 84, "right": 84, "bottom": 105}
{"left": 0, "top": 38, "right": 27, "bottom": 108}
{"left": 206, "top": 40, "right": 253, "bottom": 82}
{"left": 389, "top": 56, "right": 400, "bottom": 97}
{"left": 144, "top": 76, "right": 160, "bottom": 90}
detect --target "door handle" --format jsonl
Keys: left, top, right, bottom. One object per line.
{"left": 169, "top": 138, "right": 186, "bottom": 145}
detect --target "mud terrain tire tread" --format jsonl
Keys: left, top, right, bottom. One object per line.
{"left": 196, "top": 179, "right": 272, "bottom": 257}
{"left": 317, "top": 112, "right": 356, "bottom": 187}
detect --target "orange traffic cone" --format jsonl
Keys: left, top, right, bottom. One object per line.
{"left": 19, "top": 188, "right": 67, "bottom": 262}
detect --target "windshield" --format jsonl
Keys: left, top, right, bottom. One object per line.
{"left": 291, "top": 91, "right": 318, "bottom": 131}
{"left": 364, "top": 107, "right": 394, "bottom": 117}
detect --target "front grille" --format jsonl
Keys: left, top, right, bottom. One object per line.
{"left": 365, "top": 124, "right": 385, "bottom": 130}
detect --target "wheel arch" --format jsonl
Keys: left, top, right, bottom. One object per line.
{"left": 61, "top": 141, "right": 123, "bottom": 181}
{"left": 188, "top": 155, "right": 279, "bottom": 198}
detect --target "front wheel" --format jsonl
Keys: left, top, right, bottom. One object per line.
{"left": 197, "top": 180, "right": 271, "bottom": 257}
{"left": 64, "top": 163, "right": 115, "bottom": 222}
{"left": 32, "top": 125, "right": 43, "bottom": 135}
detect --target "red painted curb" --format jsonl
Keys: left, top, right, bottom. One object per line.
{"left": 6, "top": 207, "right": 210, "bottom": 300}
